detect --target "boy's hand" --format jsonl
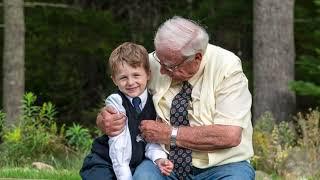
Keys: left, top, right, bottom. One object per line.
{"left": 155, "top": 159, "right": 174, "bottom": 176}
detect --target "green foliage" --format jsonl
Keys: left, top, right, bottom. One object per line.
{"left": 289, "top": 53, "right": 320, "bottom": 104}
{"left": 253, "top": 110, "right": 320, "bottom": 177}
{"left": 289, "top": 81, "right": 320, "bottom": 97}
{"left": 193, "top": 0, "right": 252, "bottom": 60}
{"left": 252, "top": 112, "right": 296, "bottom": 174}
{"left": 253, "top": 112, "right": 275, "bottom": 133}
{"left": 0, "top": 92, "right": 94, "bottom": 169}
{"left": 66, "top": 123, "right": 92, "bottom": 151}
{"left": 22, "top": 7, "right": 126, "bottom": 125}
{"left": 292, "top": 0, "right": 320, "bottom": 107}
{"left": 316, "top": 0, "right": 320, "bottom": 10}
{"left": 295, "top": 109, "right": 320, "bottom": 161}
{"left": 0, "top": 92, "right": 71, "bottom": 167}
{"left": 295, "top": 54, "right": 320, "bottom": 83}
{"left": 289, "top": 51, "right": 320, "bottom": 99}
{"left": 0, "top": 110, "right": 5, "bottom": 137}
{"left": 22, "top": 92, "right": 57, "bottom": 127}
{"left": 277, "top": 121, "right": 296, "bottom": 147}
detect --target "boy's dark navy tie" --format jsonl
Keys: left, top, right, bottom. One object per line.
{"left": 132, "top": 97, "right": 142, "bottom": 113}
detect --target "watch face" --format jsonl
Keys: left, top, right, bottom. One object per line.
{"left": 170, "top": 127, "right": 178, "bottom": 147}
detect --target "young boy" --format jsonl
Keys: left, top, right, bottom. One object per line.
{"left": 105, "top": 42, "right": 173, "bottom": 180}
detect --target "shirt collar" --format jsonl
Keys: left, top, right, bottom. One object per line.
{"left": 188, "top": 51, "right": 207, "bottom": 87}
{"left": 126, "top": 88, "right": 148, "bottom": 109}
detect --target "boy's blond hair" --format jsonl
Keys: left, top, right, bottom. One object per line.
{"left": 108, "top": 42, "right": 150, "bottom": 76}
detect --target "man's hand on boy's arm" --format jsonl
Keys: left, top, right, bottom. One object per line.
{"left": 96, "top": 106, "right": 126, "bottom": 136}
{"left": 139, "top": 120, "right": 171, "bottom": 144}
{"left": 155, "top": 159, "right": 173, "bottom": 176}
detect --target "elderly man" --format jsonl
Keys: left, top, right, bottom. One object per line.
{"left": 81, "top": 16, "right": 255, "bottom": 180}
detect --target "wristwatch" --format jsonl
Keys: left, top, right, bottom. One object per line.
{"left": 170, "top": 126, "right": 179, "bottom": 146}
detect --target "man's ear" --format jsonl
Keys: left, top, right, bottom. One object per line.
{"left": 195, "top": 52, "right": 203, "bottom": 63}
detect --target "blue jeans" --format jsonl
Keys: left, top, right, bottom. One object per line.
{"left": 133, "top": 160, "right": 255, "bottom": 180}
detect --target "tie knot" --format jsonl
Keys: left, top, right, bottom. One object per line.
{"left": 132, "top": 97, "right": 141, "bottom": 105}
{"left": 183, "top": 81, "right": 192, "bottom": 89}
{"left": 182, "top": 81, "right": 192, "bottom": 97}
{"left": 132, "top": 97, "right": 141, "bottom": 113}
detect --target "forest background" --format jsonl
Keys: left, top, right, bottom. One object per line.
{"left": 0, "top": 0, "right": 319, "bottom": 179}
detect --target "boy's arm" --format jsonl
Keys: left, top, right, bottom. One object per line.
{"left": 106, "top": 94, "right": 133, "bottom": 180}
{"left": 145, "top": 143, "right": 167, "bottom": 163}
{"left": 105, "top": 93, "right": 126, "bottom": 114}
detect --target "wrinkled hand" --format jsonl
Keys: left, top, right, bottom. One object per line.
{"left": 96, "top": 106, "right": 126, "bottom": 136}
{"left": 155, "top": 159, "right": 174, "bottom": 176}
{"left": 139, "top": 120, "right": 171, "bottom": 144}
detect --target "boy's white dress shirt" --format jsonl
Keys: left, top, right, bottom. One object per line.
{"left": 106, "top": 89, "right": 167, "bottom": 180}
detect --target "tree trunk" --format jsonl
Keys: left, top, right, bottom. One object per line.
{"left": 253, "top": 0, "right": 295, "bottom": 122}
{"left": 3, "top": 0, "right": 25, "bottom": 127}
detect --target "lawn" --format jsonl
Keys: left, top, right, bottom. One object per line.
{"left": 0, "top": 167, "right": 80, "bottom": 180}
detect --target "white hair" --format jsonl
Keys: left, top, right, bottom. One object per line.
{"left": 154, "top": 16, "right": 209, "bottom": 57}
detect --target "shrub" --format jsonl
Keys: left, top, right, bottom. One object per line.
{"left": 253, "top": 109, "right": 320, "bottom": 177}
{"left": 0, "top": 92, "right": 71, "bottom": 166}
{"left": 66, "top": 123, "right": 92, "bottom": 151}
{"left": 295, "top": 108, "right": 320, "bottom": 167}
{"left": 252, "top": 112, "right": 296, "bottom": 174}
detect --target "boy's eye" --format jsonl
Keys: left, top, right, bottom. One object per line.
{"left": 119, "top": 76, "right": 127, "bottom": 80}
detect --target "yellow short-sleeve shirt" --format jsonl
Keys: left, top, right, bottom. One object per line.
{"left": 148, "top": 44, "right": 254, "bottom": 168}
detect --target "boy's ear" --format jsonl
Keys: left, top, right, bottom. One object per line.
{"left": 111, "top": 75, "right": 117, "bottom": 86}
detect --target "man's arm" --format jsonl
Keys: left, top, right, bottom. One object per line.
{"left": 140, "top": 121, "right": 242, "bottom": 151}
{"left": 176, "top": 124, "right": 242, "bottom": 151}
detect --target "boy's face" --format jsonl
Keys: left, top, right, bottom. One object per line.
{"left": 112, "top": 62, "right": 150, "bottom": 98}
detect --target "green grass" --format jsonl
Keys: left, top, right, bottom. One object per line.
{"left": 0, "top": 168, "right": 80, "bottom": 180}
